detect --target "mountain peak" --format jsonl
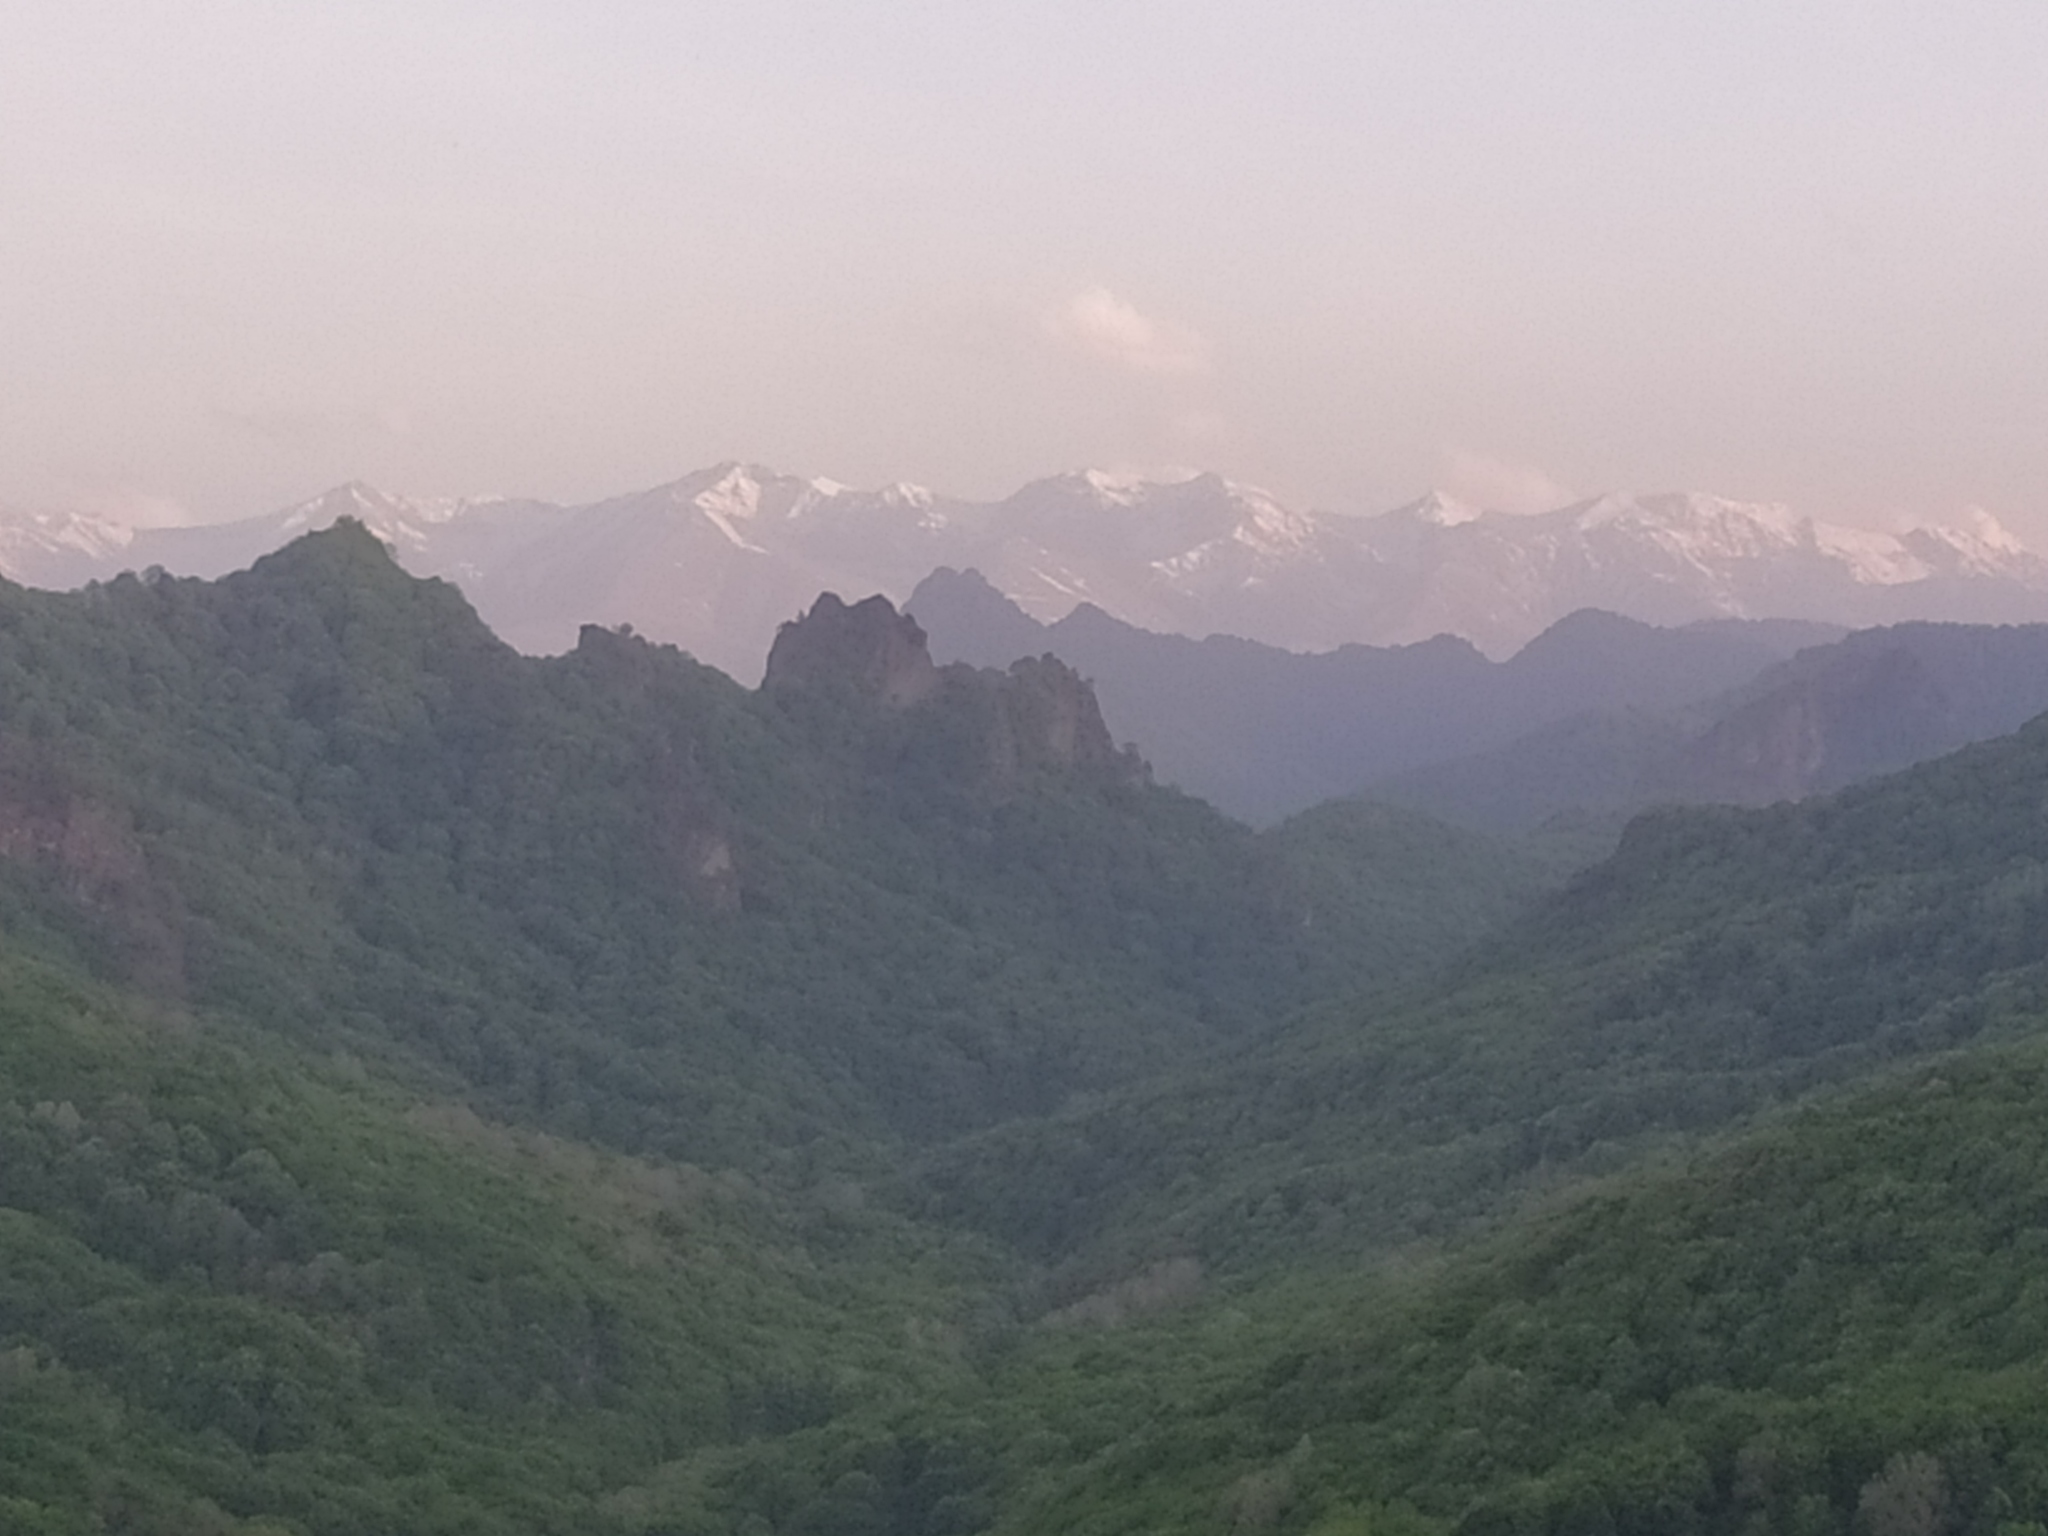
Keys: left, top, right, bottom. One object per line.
{"left": 1051, "top": 468, "right": 1154, "bottom": 506}
{"left": 661, "top": 460, "right": 768, "bottom": 511}
{"left": 1398, "top": 490, "right": 1484, "bottom": 528}
{"left": 284, "top": 479, "right": 403, "bottom": 523}
{"left": 11, "top": 466, "right": 2048, "bottom": 679}
{"left": 240, "top": 517, "right": 417, "bottom": 598}
{"left": 1556, "top": 492, "right": 1817, "bottom": 566}
{"left": 879, "top": 480, "right": 936, "bottom": 510}
{"left": 1904, "top": 507, "right": 2036, "bottom": 574}
{"left": 761, "top": 591, "right": 940, "bottom": 708}
{"left": 1023, "top": 468, "right": 1205, "bottom": 508}
{"left": 1951, "top": 506, "right": 2026, "bottom": 552}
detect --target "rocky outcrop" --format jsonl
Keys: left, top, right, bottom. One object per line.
{"left": 762, "top": 593, "right": 940, "bottom": 708}
{"left": 764, "top": 591, "right": 1146, "bottom": 794}
{"left": 985, "top": 654, "right": 1131, "bottom": 781}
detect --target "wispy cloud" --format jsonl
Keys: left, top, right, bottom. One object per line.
{"left": 1045, "top": 286, "right": 1212, "bottom": 377}
{"left": 1440, "top": 451, "right": 1572, "bottom": 515}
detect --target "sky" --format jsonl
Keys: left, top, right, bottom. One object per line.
{"left": 5, "top": 1, "right": 2047, "bottom": 534}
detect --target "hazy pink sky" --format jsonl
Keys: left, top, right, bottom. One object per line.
{"left": 5, "top": 2, "right": 2046, "bottom": 533}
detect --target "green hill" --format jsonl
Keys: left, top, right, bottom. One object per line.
{"left": 0, "top": 938, "right": 1004, "bottom": 1535}
{"left": 0, "top": 527, "right": 1575, "bottom": 1532}
{"left": 924, "top": 702, "right": 2048, "bottom": 1277}
{"left": 13, "top": 524, "right": 2048, "bottom": 1533}
{"left": 976, "top": 1040, "right": 2048, "bottom": 1535}
{"left": 0, "top": 528, "right": 1553, "bottom": 1167}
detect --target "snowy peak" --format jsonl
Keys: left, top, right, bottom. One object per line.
{"left": 1072, "top": 468, "right": 1160, "bottom": 507}
{"left": 0, "top": 506, "right": 135, "bottom": 587}
{"left": 1007, "top": 468, "right": 1308, "bottom": 542}
{"left": 625, "top": 462, "right": 818, "bottom": 551}
{"left": 4, "top": 463, "right": 2045, "bottom": 680}
{"left": 1902, "top": 508, "right": 2040, "bottom": 578}
{"left": 878, "top": 480, "right": 936, "bottom": 511}
{"left": 1951, "top": 506, "right": 2028, "bottom": 555}
{"left": 1397, "top": 490, "right": 1484, "bottom": 528}
{"left": 283, "top": 480, "right": 410, "bottom": 528}
{"left": 273, "top": 481, "right": 456, "bottom": 554}
{"left": 1558, "top": 491, "right": 1806, "bottom": 548}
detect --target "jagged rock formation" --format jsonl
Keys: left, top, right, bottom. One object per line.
{"left": 764, "top": 590, "right": 1144, "bottom": 793}
{"left": 762, "top": 592, "right": 942, "bottom": 708}
{"left": 988, "top": 653, "right": 1129, "bottom": 780}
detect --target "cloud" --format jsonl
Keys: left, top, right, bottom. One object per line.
{"left": 1439, "top": 452, "right": 1572, "bottom": 515}
{"left": 87, "top": 489, "right": 198, "bottom": 529}
{"left": 1045, "top": 286, "right": 1212, "bottom": 377}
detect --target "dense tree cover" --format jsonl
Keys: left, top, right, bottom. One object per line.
{"left": 0, "top": 527, "right": 1582, "bottom": 1530}
{"left": 928, "top": 712, "right": 2048, "bottom": 1276}
{"left": 8, "top": 526, "right": 2048, "bottom": 1531}
{"left": 0, "top": 528, "right": 1556, "bottom": 1167}
{"left": 975, "top": 1042, "right": 2048, "bottom": 1535}
{"left": 0, "top": 940, "right": 1005, "bottom": 1533}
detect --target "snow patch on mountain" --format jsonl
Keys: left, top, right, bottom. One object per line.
{"left": 4, "top": 467, "right": 2043, "bottom": 681}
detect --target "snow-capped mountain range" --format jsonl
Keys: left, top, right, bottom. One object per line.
{"left": 3, "top": 466, "right": 2044, "bottom": 681}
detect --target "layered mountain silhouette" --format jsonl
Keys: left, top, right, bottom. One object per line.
{"left": 1374, "top": 620, "right": 2048, "bottom": 830}
{"left": 909, "top": 566, "right": 2048, "bottom": 831}
{"left": 4, "top": 464, "right": 2042, "bottom": 683}
{"left": 908, "top": 566, "right": 1838, "bottom": 823}
{"left": 11, "top": 521, "right": 2048, "bottom": 1532}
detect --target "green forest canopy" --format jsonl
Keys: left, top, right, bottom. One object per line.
{"left": 3, "top": 525, "right": 2048, "bottom": 1533}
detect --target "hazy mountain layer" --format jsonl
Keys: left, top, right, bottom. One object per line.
{"left": 4, "top": 466, "right": 2040, "bottom": 683}
{"left": 909, "top": 566, "right": 1835, "bottom": 823}
{"left": 1376, "top": 620, "right": 2048, "bottom": 831}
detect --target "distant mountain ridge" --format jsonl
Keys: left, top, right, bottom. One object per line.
{"left": 4, "top": 464, "right": 2043, "bottom": 681}
{"left": 1375, "top": 619, "right": 2048, "bottom": 830}
{"left": 907, "top": 566, "right": 1836, "bottom": 824}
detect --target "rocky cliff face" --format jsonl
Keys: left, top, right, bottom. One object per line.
{"left": 983, "top": 654, "right": 1134, "bottom": 783}
{"left": 762, "top": 592, "right": 942, "bottom": 708}
{"left": 764, "top": 591, "right": 1144, "bottom": 793}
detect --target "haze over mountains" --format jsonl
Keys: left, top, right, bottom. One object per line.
{"left": 1374, "top": 620, "right": 2048, "bottom": 831}
{"left": 5, "top": 464, "right": 2044, "bottom": 684}
{"left": 912, "top": 568, "right": 2048, "bottom": 831}
{"left": 908, "top": 566, "right": 1840, "bottom": 824}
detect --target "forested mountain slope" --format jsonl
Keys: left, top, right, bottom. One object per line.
{"left": 0, "top": 524, "right": 1574, "bottom": 1533}
{"left": 0, "top": 943, "right": 998, "bottom": 1535}
{"left": 928, "top": 704, "right": 2048, "bottom": 1276}
{"left": 978, "top": 1039, "right": 2048, "bottom": 1535}
{"left": 10, "top": 523, "right": 2048, "bottom": 1533}
{"left": 0, "top": 526, "right": 1552, "bottom": 1167}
